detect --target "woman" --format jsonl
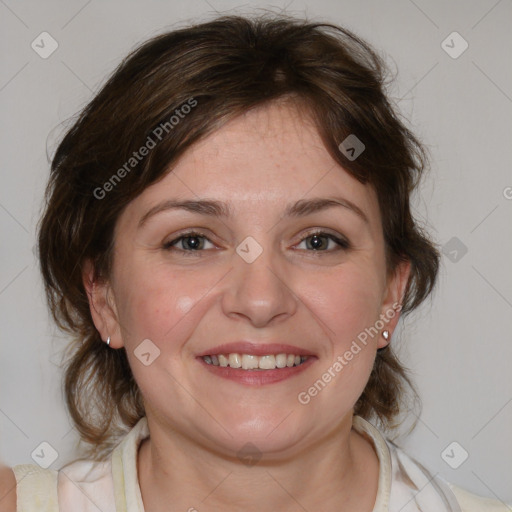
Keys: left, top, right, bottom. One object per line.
{"left": 0, "top": 12, "right": 507, "bottom": 512}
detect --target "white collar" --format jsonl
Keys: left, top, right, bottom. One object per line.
{"left": 110, "top": 414, "right": 461, "bottom": 512}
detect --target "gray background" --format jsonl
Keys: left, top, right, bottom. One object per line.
{"left": 1, "top": 0, "right": 511, "bottom": 505}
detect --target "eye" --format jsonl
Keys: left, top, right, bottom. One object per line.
{"left": 295, "top": 230, "right": 350, "bottom": 252}
{"left": 162, "top": 229, "right": 350, "bottom": 256}
{"left": 163, "top": 231, "right": 215, "bottom": 254}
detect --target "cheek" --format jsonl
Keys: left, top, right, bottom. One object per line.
{"left": 112, "top": 265, "right": 212, "bottom": 400}
{"left": 113, "top": 259, "right": 217, "bottom": 347}
{"left": 293, "top": 265, "right": 383, "bottom": 429}
{"left": 297, "top": 267, "right": 381, "bottom": 416}
{"left": 301, "top": 263, "right": 384, "bottom": 350}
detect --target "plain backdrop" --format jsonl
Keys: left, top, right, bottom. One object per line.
{"left": 1, "top": 0, "right": 511, "bottom": 504}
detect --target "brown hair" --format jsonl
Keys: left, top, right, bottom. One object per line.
{"left": 38, "top": 12, "right": 439, "bottom": 460}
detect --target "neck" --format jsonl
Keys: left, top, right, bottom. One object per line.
{"left": 137, "top": 414, "right": 380, "bottom": 512}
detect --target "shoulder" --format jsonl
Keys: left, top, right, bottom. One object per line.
{"left": 6, "top": 458, "right": 115, "bottom": 512}
{"left": 0, "top": 466, "right": 17, "bottom": 512}
{"left": 387, "top": 442, "right": 510, "bottom": 512}
{"left": 10, "top": 463, "right": 58, "bottom": 511}
{"left": 58, "top": 456, "right": 115, "bottom": 507}
{"left": 448, "top": 482, "right": 511, "bottom": 512}
{"left": 352, "top": 418, "right": 511, "bottom": 512}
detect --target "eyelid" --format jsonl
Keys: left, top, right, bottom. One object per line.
{"left": 163, "top": 228, "right": 350, "bottom": 255}
{"left": 292, "top": 229, "right": 350, "bottom": 250}
{"left": 162, "top": 230, "right": 215, "bottom": 250}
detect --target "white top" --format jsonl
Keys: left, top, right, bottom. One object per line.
{"left": 12, "top": 415, "right": 509, "bottom": 511}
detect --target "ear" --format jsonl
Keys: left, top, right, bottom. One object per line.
{"left": 377, "top": 259, "right": 411, "bottom": 349}
{"left": 82, "top": 259, "right": 122, "bottom": 348}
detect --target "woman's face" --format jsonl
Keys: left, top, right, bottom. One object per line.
{"left": 90, "top": 101, "right": 407, "bottom": 457}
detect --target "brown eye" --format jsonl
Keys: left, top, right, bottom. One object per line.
{"left": 296, "top": 231, "right": 350, "bottom": 252}
{"left": 163, "top": 232, "right": 215, "bottom": 254}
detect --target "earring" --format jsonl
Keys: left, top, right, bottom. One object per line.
{"left": 106, "top": 336, "right": 111, "bottom": 346}
{"left": 382, "top": 330, "right": 389, "bottom": 340}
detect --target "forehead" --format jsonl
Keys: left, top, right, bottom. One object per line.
{"left": 121, "top": 101, "right": 382, "bottom": 228}
{"left": 181, "top": 102, "right": 329, "bottom": 195}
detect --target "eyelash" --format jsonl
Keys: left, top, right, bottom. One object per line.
{"left": 162, "top": 230, "right": 350, "bottom": 256}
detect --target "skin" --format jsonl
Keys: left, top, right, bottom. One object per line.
{"left": 0, "top": 465, "right": 16, "bottom": 512}
{"left": 84, "top": 100, "right": 410, "bottom": 512}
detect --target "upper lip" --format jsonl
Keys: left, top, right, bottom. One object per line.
{"left": 197, "top": 342, "right": 316, "bottom": 357}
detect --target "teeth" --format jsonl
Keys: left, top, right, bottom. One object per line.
{"left": 275, "top": 353, "right": 287, "bottom": 368}
{"left": 259, "top": 355, "right": 276, "bottom": 369}
{"left": 229, "top": 353, "right": 242, "bottom": 368}
{"left": 241, "top": 354, "right": 259, "bottom": 370}
{"left": 202, "top": 353, "right": 308, "bottom": 369}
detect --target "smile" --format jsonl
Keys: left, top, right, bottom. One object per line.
{"left": 202, "top": 353, "right": 309, "bottom": 370}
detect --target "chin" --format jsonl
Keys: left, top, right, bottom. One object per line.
{"left": 207, "top": 408, "right": 308, "bottom": 456}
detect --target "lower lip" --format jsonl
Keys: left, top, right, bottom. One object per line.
{"left": 197, "top": 357, "right": 316, "bottom": 385}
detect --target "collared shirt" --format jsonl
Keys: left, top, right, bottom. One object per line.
{"left": 13, "top": 415, "right": 509, "bottom": 511}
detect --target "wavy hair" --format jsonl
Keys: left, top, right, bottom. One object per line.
{"left": 38, "top": 12, "right": 439, "bottom": 460}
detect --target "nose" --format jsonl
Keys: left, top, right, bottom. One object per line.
{"left": 221, "top": 239, "right": 298, "bottom": 328}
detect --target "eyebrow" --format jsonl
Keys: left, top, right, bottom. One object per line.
{"left": 138, "top": 196, "right": 369, "bottom": 228}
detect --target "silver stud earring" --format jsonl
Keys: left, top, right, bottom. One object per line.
{"left": 106, "top": 336, "right": 111, "bottom": 346}
{"left": 382, "top": 330, "right": 389, "bottom": 340}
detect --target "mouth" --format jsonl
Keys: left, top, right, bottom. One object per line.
{"left": 202, "top": 353, "right": 309, "bottom": 370}
{"left": 196, "top": 342, "right": 316, "bottom": 385}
